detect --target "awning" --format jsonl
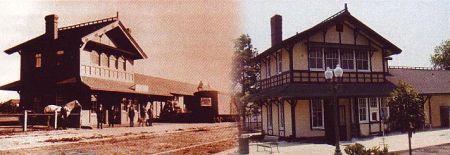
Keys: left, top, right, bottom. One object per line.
{"left": 247, "top": 82, "right": 396, "bottom": 102}
{"left": 0, "top": 81, "right": 21, "bottom": 91}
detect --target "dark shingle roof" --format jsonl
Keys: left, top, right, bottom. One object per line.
{"left": 4, "top": 17, "right": 117, "bottom": 54}
{"left": 4, "top": 16, "right": 147, "bottom": 59}
{"left": 81, "top": 74, "right": 198, "bottom": 97}
{"left": 248, "top": 82, "right": 396, "bottom": 101}
{"left": 387, "top": 68, "right": 450, "bottom": 95}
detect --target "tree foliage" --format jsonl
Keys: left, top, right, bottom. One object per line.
{"left": 431, "top": 40, "right": 450, "bottom": 70}
{"left": 231, "top": 34, "right": 260, "bottom": 97}
{"left": 387, "top": 81, "right": 425, "bottom": 133}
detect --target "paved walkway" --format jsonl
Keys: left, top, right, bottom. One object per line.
{"left": 0, "top": 122, "right": 235, "bottom": 151}
{"left": 219, "top": 128, "right": 450, "bottom": 155}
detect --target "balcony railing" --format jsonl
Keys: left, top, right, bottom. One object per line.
{"left": 258, "top": 70, "right": 386, "bottom": 90}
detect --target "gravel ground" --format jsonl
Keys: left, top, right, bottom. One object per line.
{"left": 0, "top": 122, "right": 237, "bottom": 154}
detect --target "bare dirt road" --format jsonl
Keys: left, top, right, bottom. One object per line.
{"left": 0, "top": 123, "right": 237, "bottom": 155}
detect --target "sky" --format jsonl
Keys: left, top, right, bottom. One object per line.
{"left": 0, "top": 0, "right": 241, "bottom": 102}
{"left": 242, "top": 0, "right": 449, "bottom": 66}
{"left": 0, "top": 1, "right": 448, "bottom": 102}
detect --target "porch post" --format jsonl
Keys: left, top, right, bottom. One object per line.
{"left": 289, "top": 99, "right": 297, "bottom": 138}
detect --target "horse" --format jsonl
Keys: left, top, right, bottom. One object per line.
{"left": 43, "top": 100, "right": 82, "bottom": 129}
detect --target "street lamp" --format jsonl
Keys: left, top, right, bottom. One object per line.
{"left": 325, "top": 64, "right": 343, "bottom": 155}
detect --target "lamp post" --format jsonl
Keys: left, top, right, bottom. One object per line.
{"left": 324, "top": 64, "right": 343, "bottom": 155}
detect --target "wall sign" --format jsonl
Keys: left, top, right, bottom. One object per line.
{"left": 200, "top": 97, "right": 212, "bottom": 107}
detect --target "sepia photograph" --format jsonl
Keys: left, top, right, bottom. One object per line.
{"left": 0, "top": 0, "right": 449, "bottom": 155}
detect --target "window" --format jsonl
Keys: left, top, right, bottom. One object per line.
{"left": 309, "top": 47, "right": 323, "bottom": 69}
{"left": 118, "top": 57, "right": 124, "bottom": 70}
{"left": 369, "top": 98, "right": 379, "bottom": 121}
{"left": 123, "top": 59, "right": 127, "bottom": 71}
{"left": 279, "top": 102, "right": 285, "bottom": 128}
{"left": 358, "top": 98, "right": 368, "bottom": 123}
{"left": 109, "top": 56, "right": 117, "bottom": 69}
{"left": 276, "top": 52, "right": 282, "bottom": 74}
{"left": 325, "top": 48, "right": 339, "bottom": 69}
{"left": 340, "top": 49, "right": 354, "bottom": 70}
{"left": 100, "top": 53, "right": 108, "bottom": 67}
{"left": 91, "top": 51, "right": 100, "bottom": 66}
{"left": 356, "top": 51, "right": 369, "bottom": 70}
{"left": 265, "top": 59, "right": 271, "bottom": 78}
{"left": 311, "top": 99, "right": 324, "bottom": 129}
{"left": 56, "top": 51, "right": 64, "bottom": 66}
{"left": 35, "top": 53, "right": 42, "bottom": 68}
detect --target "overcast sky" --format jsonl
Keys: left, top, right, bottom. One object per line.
{"left": 0, "top": 1, "right": 448, "bottom": 102}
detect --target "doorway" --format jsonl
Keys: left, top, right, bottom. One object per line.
{"left": 440, "top": 106, "right": 449, "bottom": 127}
{"left": 338, "top": 105, "right": 347, "bottom": 140}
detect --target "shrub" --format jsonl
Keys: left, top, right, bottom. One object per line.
{"left": 344, "top": 143, "right": 389, "bottom": 155}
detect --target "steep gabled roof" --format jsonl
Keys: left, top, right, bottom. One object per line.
{"left": 4, "top": 15, "right": 147, "bottom": 59}
{"left": 253, "top": 7, "right": 402, "bottom": 62}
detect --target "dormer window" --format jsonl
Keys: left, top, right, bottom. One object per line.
{"left": 35, "top": 53, "right": 42, "bottom": 68}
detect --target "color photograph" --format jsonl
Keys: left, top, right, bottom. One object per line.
{"left": 0, "top": 0, "right": 449, "bottom": 155}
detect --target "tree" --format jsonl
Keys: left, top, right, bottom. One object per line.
{"left": 431, "top": 40, "right": 450, "bottom": 70}
{"left": 232, "top": 34, "right": 260, "bottom": 96}
{"left": 387, "top": 81, "right": 425, "bottom": 155}
{"left": 231, "top": 34, "right": 259, "bottom": 129}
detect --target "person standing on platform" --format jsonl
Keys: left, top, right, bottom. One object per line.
{"left": 97, "top": 104, "right": 104, "bottom": 129}
{"left": 128, "top": 105, "right": 135, "bottom": 127}
{"left": 138, "top": 106, "right": 146, "bottom": 127}
{"left": 147, "top": 107, "right": 153, "bottom": 126}
{"left": 108, "top": 106, "right": 115, "bottom": 127}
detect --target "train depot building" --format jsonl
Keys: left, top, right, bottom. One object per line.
{"left": 248, "top": 6, "right": 450, "bottom": 144}
{"left": 0, "top": 14, "right": 236, "bottom": 127}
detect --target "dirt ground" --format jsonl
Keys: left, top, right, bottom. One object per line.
{"left": 0, "top": 124, "right": 237, "bottom": 155}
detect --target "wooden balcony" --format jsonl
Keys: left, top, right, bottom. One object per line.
{"left": 258, "top": 70, "right": 386, "bottom": 90}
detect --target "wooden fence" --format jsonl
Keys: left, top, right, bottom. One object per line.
{"left": 0, "top": 111, "right": 80, "bottom": 132}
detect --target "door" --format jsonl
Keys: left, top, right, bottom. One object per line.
{"left": 338, "top": 105, "right": 347, "bottom": 140}
{"left": 440, "top": 106, "right": 450, "bottom": 127}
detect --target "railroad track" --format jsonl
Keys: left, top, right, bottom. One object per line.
{"left": 1, "top": 124, "right": 237, "bottom": 154}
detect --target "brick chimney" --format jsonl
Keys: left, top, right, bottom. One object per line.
{"left": 270, "top": 14, "right": 282, "bottom": 46}
{"left": 45, "top": 14, "right": 58, "bottom": 39}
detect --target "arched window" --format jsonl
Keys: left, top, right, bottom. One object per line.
{"left": 100, "top": 53, "right": 108, "bottom": 67}
{"left": 118, "top": 56, "right": 125, "bottom": 70}
{"left": 109, "top": 55, "right": 117, "bottom": 69}
{"left": 91, "top": 51, "right": 100, "bottom": 66}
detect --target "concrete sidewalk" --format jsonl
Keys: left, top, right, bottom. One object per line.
{"left": 0, "top": 122, "right": 235, "bottom": 151}
{"left": 218, "top": 128, "right": 450, "bottom": 155}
